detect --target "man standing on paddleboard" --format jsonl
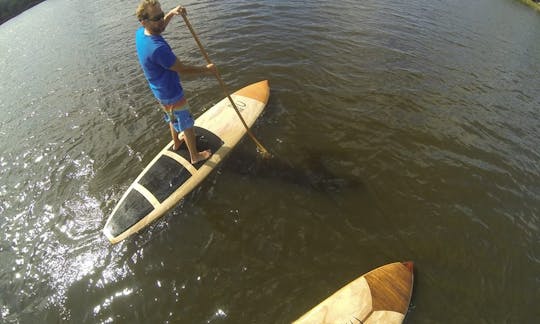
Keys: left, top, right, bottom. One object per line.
{"left": 135, "top": 0, "right": 215, "bottom": 163}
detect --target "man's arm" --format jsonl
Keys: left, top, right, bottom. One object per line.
{"left": 163, "top": 5, "right": 186, "bottom": 29}
{"left": 169, "top": 59, "right": 216, "bottom": 75}
{"left": 162, "top": 6, "right": 218, "bottom": 76}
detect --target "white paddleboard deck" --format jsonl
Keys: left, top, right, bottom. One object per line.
{"left": 103, "top": 80, "right": 270, "bottom": 244}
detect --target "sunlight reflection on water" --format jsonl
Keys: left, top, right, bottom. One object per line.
{"left": 1, "top": 0, "right": 539, "bottom": 322}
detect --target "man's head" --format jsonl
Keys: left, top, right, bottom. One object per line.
{"left": 136, "top": 0, "right": 166, "bottom": 35}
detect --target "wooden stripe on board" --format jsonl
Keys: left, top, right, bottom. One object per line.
{"left": 163, "top": 150, "right": 198, "bottom": 175}
{"left": 133, "top": 183, "right": 161, "bottom": 209}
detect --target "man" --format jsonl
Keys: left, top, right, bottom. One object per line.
{"left": 135, "top": 0, "right": 215, "bottom": 163}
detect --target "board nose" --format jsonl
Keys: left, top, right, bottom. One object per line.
{"left": 232, "top": 80, "right": 270, "bottom": 104}
{"left": 402, "top": 261, "right": 414, "bottom": 273}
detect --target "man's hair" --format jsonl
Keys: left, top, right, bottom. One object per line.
{"left": 136, "top": 0, "right": 160, "bottom": 21}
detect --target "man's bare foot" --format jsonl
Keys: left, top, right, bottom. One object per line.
{"left": 191, "top": 149, "right": 211, "bottom": 164}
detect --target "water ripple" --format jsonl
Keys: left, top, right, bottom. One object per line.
{"left": 1, "top": 0, "right": 540, "bottom": 323}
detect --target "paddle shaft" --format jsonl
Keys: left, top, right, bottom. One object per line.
{"left": 180, "top": 13, "right": 271, "bottom": 158}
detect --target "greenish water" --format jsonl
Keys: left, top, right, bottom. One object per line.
{"left": 1, "top": 0, "right": 539, "bottom": 322}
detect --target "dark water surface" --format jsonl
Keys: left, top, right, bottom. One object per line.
{"left": 1, "top": 0, "right": 539, "bottom": 322}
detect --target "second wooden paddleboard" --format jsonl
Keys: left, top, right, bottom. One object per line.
{"left": 293, "top": 262, "right": 414, "bottom": 324}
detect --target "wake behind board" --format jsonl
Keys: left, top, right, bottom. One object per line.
{"left": 103, "top": 80, "right": 270, "bottom": 244}
{"left": 293, "top": 262, "right": 414, "bottom": 324}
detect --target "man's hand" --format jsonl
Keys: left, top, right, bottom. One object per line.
{"left": 169, "top": 5, "right": 187, "bottom": 17}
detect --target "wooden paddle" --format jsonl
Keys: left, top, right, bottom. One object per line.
{"left": 180, "top": 11, "right": 272, "bottom": 159}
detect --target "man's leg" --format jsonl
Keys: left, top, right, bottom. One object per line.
{"left": 183, "top": 127, "right": 211, "bottom": 163}
{"left": 169, "top": 123, "right": 184, "bottom": 150}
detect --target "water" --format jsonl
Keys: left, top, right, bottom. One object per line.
{"left": 1, "top": 0, "right": 539, "bottom": 322}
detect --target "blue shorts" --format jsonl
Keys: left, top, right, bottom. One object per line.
{"left": 163, "top": 106, "right": 194, "bottom": 133}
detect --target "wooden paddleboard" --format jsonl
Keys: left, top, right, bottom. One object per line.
{"left": 103, "top": 80, "right": 270, "bottom": 244}
{"left": 293, "top": 262, "right": 414, "bottom": 324}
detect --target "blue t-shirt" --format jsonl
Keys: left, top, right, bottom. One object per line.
{"left": 135, "top": 27, "right": 184, "bottom": 105}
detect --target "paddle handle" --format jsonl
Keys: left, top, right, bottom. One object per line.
{"left": 180, "top": 13, "right": 271, "bottom": 158}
